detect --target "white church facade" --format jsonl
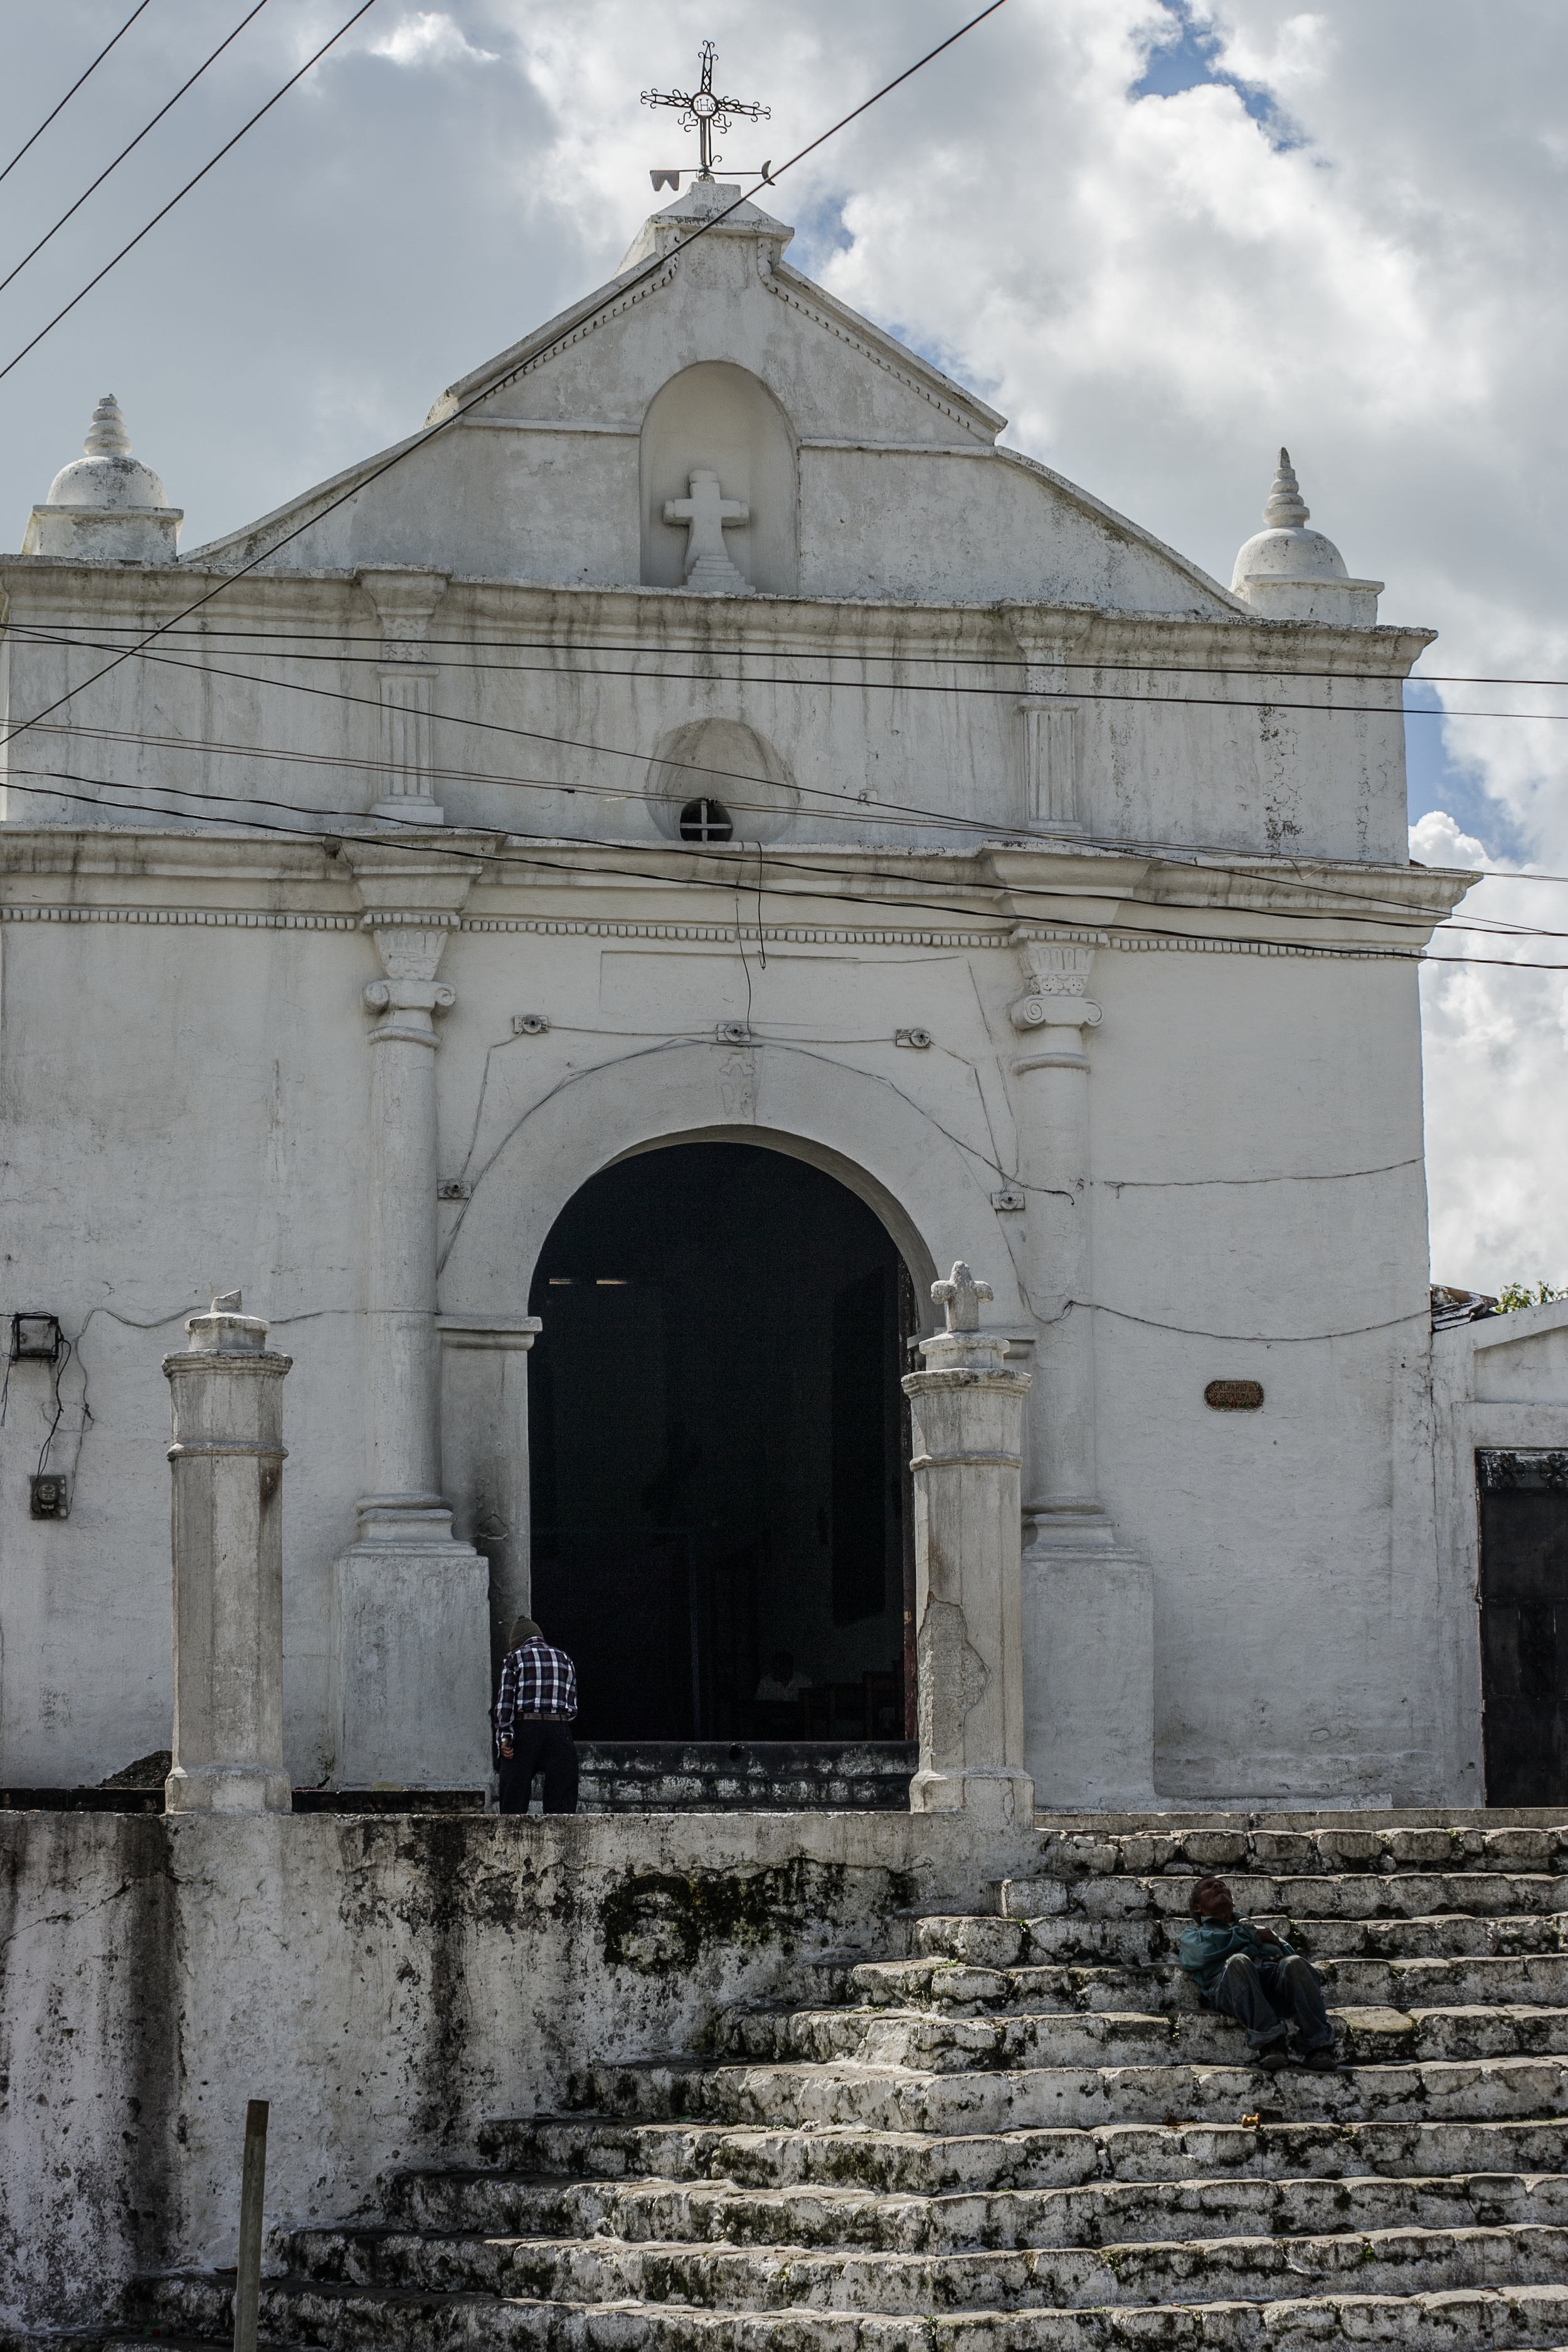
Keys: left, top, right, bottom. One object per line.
{"left": 2, "top": 172, "right": 1559, "bottom": 1813}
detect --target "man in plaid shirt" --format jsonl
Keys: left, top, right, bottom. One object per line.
{"left": 495, "top": 1614, "right": 580, "bottom": 1814}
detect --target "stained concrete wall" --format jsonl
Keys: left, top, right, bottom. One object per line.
{"left": 0, "top": 1808, "right": 1039, "bottom": 2331}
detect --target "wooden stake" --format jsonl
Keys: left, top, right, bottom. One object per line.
{"left": 233, "top": 2099, "right": 268, "bottom": 2352}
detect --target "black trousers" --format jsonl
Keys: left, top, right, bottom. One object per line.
{"left": 1209, "top": 1951, "right": 1333, "bottom": 2053}
{"left": 497, "top": 1720, "right": 579, "bottom": 1814}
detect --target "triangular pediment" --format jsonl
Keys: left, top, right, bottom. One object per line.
{"left": 186, "top": 184, "right": 1239, "bottom": 618}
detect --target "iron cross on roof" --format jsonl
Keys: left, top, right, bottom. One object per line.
{"left": 642, "top": 39, "right": 770, "bottom": 186}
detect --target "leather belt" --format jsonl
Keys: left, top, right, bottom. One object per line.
{"left": 517, "top": 1712, "right": 570, "bottom": 1721}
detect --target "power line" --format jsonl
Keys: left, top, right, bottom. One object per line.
{"left": 0, "top": 0, "right": 377, "bottom": 393}
{"left": 0, "top": 0, "right": 154, "bottom": 188}
{"left": 0, "top": 608, "right": 1500, "bottom": 924}
{"left": 31, "top": 612, "right": 1568, "bottom": 701}
{"left": 6, "top": 616, "right": 1532, "bottom": 941}
{"left": 0, "top": 0, "right": 1010, "bottom": 756}
{"left": 21, "top": 716, "right": 1555, "bottom": 941}
{"left": 4, "top": 638, "right": 1494, "bottom": 933}
{"left": 0, "top": 0, "right": 272, "bottom": 305}
{"left": 21, "top": 761, "right": 1568, "bottom": 967}
{"left": 9, "top": 614, "right": 1561, "bottom": 728}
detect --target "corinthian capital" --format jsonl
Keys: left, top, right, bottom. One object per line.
{"left": 1009, "top": 926, "right": 1108, "bottom": 1030}
{"left": 342, "top": 841, "right": 475, "bottom": 989}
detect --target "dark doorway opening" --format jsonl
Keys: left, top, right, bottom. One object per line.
{"left": 527, "top": 1141, "right": 914, "bottom": 1742}
{"left": 1478, "top": 1449, "right": 1568, "bottom": 1804}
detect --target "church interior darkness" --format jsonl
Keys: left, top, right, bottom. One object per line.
{"left": 526, "top": 1142, "right": 913, "bottom": 1743}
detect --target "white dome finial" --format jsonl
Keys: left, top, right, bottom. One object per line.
{"left": 83, "top": 393, "right": 132, "bottom": 460}
{"left": 23, "top": 386, "right": 181, "bottom": 561}
{"left": 1262, "top": 447, "right": 1309, "bottom": 530}
{"left": 1229, "top": 443, "right": 1381, "bottom": 626}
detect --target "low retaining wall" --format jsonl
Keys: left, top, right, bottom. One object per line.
{"left": 0, "top": 1807, "right": 1039, "bottom": 2331}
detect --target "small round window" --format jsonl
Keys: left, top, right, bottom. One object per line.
{"left": 679, "top": 797, "right": 733, "bottom": 842}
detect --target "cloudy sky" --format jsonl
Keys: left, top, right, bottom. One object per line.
{"left": 0, "top": 0, "right": 1562, "bottom": 1290}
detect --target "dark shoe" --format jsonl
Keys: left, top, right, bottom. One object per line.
{"left": 1298, "top": 2043, "right": 1338, "bottom": 2072}
{"left": 1254, "top": 2041, "right": 1291, "bottom": 2074}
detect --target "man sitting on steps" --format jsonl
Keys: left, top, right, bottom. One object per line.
{"left": 1178, "top": 1875, "right": 1338, "bottom": 2072}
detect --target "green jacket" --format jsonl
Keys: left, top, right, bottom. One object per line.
{"left": 1176, "top": 1916, "right": 1298, "bottom": 1999}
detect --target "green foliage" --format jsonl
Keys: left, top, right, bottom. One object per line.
{"left": 1496, "top": 1279, "right": 1567, "bottom": 1313}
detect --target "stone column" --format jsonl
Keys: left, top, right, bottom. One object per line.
{"left": 358, "top": 568, "right": 448, "bottom": 826}
{"left": 1010, "top": 927, "right": 1157, "bottom": 1808}
{"left": 438, "top": 1317, "right": 543, "bottom": 1691}
{"left": 332, "top": 847, "right": 490, "bottom": 1789}
{"left": 904, "top": 1263, "right": 1034, "bottom": 1825}
{"left": 164, "top": 1292, "right": 292, "bottom": 1814}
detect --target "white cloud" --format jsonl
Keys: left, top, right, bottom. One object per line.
{"left": 371, "top": 12, "right": 498, "bottom": 66}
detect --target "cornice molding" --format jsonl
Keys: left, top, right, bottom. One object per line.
{"left": 0, "top": 828, "right": 1476, "bottom": 940}
{"left": 0, "top": 901, "right": 1428, "bottom": 959}
{"left": 0, "top": 569, "right": 1434, "bottom": 674}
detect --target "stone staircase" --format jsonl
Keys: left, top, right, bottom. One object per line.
{"left": 119, "top": 1818, "right": 1568, "bottom": 2349}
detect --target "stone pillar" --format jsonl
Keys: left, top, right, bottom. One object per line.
{"left": 332, "top": 848, "right": 490, "bottom": 1789}
{"left": 1010, "top": 928, "right": 1157, "bottom": 1808}
{"left": 904, "top": 1262, "right": 1034, "bottom": 1825}
{"left": 358, "top": 568, "right": 448, "bottom": 826}
{"left": 438, "top": 1317, "right": 543, "bottom": 1691}
{"left": 163, "top": 1292, "right": 292, "bottom": 1814}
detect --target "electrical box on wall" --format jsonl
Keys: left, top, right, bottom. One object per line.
{"left": 29, "top": 1473, "right": 68, "bottom": 1520}
{"left": 11, "top": 1312, "right": 62, "bottom": 1362}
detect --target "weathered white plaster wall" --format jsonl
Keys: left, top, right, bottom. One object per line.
{"left": 0, "top": 571, "right": 1421, "bottom": 864}
{"left": 0, "top": 824, "right": 1469, "bottom": 1803}
{"left": 0, "top": 1808, "right": 1041, "bottom": 2330}
{"left": 0, "top": 886, "right": 372, "bottom": 1788}
{"left": 0, "top": 178, "right": 1478, "bottom": 1808}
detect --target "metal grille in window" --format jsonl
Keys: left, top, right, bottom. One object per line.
{"left": 1477, "top": 1449, "right": 1568, "bottom": 1492}
{"left": 679, "top": 797, "right": 733, "bottom": 842}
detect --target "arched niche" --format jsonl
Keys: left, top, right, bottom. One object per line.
{"left": 640, "top": 361, "right": 798, "bottom": 594}
{"left": 646, "top": 716, "right": 800, "bottom": 842}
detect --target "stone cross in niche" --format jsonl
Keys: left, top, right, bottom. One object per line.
{"left": 933, "top": 1261, "right": 993, "bottom": 1333}
{"left": 663, "top": 467, "right": 750, "bottom": 593}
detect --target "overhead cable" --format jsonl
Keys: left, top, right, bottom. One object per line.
{"left": 0, "top": 626, "right": 1505, "bottom": 931}
{"left": 0, "top": 0, "right": 154, "bottom": 188}
{"left": 0, "top": 0, "right": 1010, "bottom": 753}
{"left": 8, "top": 613, "right": 1560, "bottom": 728}
{"left": 0, "top": 0, "right": 378, "bottom": 392}
{"left": 0, "top": 0, "right": 273, "bottom": 304}
{"left": 19, "top": 763, "right": 1567, "bottom": 967}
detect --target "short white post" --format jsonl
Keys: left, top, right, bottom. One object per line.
{"left": 904, "top": 1262, "right": 1034, "bottom": 1825}
{"left": 164, "top": 1293, "right": 292, "bottom": 1814}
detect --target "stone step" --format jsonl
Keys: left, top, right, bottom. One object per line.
{"left": 379, "top": 2164, "right": 1568, "bottom": 2252}
{"left": 847, "top": 1952, "right": 1568, "bottom": 2014}
{"left": 116, "top": 2269, "right": 1568, "bottom": 2351}
{"left": 1008, "top": 1912, "right": 1568, "bottom": 1967}
{"left": 145, "top": 2222, "right": 1568, "bottom": 2315}
{"left": 719, "top": 2000, "right": 1568, "bottom": 2070}
{"left": 983, "top": 1873, "right": 1568, "bottom": 1931}
{"left": 474, "top": 2111, "right": 1568, "bottom": 2195}
{"left": 1023, "top": 1826, "right": 1568, "bottom": 1880}
{"left": 573, "top": 2050, "right": 1568, "bottom": 2133}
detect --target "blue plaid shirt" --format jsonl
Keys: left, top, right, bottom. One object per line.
{"left": 495, "top": 1638, "right": 578, "bottom": 1740}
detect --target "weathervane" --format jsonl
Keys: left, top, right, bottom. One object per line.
{"left": 642, "top": 39, "right": 770, "bottom": 188}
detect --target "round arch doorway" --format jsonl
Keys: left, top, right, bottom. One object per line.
{"left": 527, "top": 1140, "right": 916, "bottom": 1745}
